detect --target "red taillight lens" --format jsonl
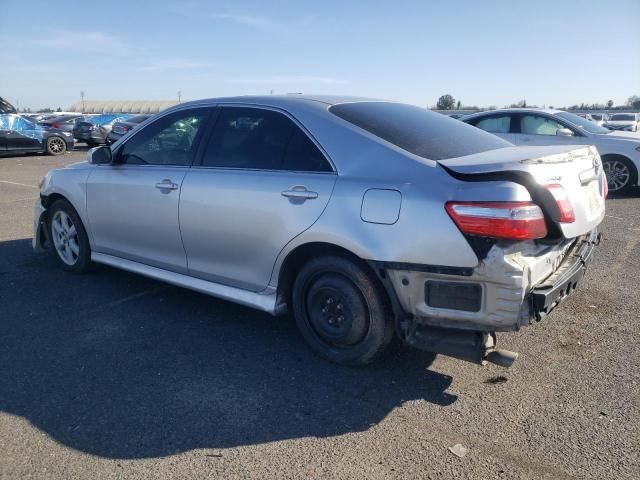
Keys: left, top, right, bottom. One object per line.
{"left": 544, "top": 184, "right": 575, "bottom": 223}
{"left": 123, "top": 125, "right": 131, "bottom": 131}
{"left": 445, "top": 201, "right": 548, "bottom": 240}
{"left": 52, "top": 123, "right": 60, "bottom": 128}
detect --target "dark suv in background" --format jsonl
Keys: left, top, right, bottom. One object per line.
{"left": 105, "top": 114, "right": 152, "bottom": 145}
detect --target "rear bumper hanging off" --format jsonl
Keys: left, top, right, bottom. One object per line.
{"left": 530, "top": 229, "right": 600, "bottom": 321}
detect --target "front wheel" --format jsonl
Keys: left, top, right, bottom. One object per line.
{"left": 48, "top": 199, "right": 92, "bottom": 273}
{"left": 602, "top": 156, "right": 637, "bottom": 195}
{"left": 292, "top": 256, "right": 394, "bottom": 366}
{"left": 46, "top": 136, "right": 67, "bottom": 156}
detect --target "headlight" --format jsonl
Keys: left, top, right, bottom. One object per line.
{"left": 635, "top": 146, "right": 640, "bottom": 153}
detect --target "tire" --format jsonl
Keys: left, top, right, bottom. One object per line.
{"left": 46, "top": 136, "right": 67, "bottom": 156}
{"left": 48, "top": 199, "right": 92, "bottom": 273}
{"left": 602, "top": 155, "right": 637, "bottom": 196}
{"left": 292, "top": 255, "right": 394, "bottom": 366}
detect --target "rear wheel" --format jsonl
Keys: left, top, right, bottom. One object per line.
{"left": 602, "top": 155, "right": 636, "bottom": 195}
{"left": 46, "top": 136, "right": 67, "bottom": 156}
{"left": 48, "top": 199, "right": 92, "bottom": 273}
{"left": 292, "top": 256, "right": 394, "bottom": 366}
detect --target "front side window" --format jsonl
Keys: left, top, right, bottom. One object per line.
{"left": 520, "top": 114, "right": 567, "bottom": 136}
{"left": 471, "top": 115, "right": 511, "bottom": 133}
{"left": 119, "top": 109, "right": 209, "bottom": 166}
{"left": 202, "top": 107, "right": 332, "bottom": 172}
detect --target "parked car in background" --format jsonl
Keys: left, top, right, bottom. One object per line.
{"left": 0, "top": 97, "right": 17, "bottom": 113}
{"left": 605, "top": 113, "right": 640, "bottom": 132}
{"left": 590, "top": 113, "right": 609, "bottom": 127}
{"left": 105, "top": 114, "right": 152, "bottom": 145}
{"left": 575, "top": 113, "right": 594, "bottom": 122}
{"left": 38, "top": 115, "right": 85, "bottom": 134}
{"left": 34, "top": 96, "right": 605, "bottom": 370}
{"left": 23, "top": 113, "right": 59, "bottom": 123}
{"left": 73, "top": 114, "right": 130, "bottom": 146}
{"left": 464, "top": 108, "right": 640, "bottom": 194}
{"left": 0, "top": 113, "right": 74, "bottom": 156}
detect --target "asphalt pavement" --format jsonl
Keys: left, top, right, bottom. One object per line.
{"left": 0, "top": 148, "right": 638, "bottom": 479}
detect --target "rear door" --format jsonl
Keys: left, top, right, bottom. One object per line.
{"left": 466, "top": 113, "right": 516, "bottom": 143}
{"left": 180, "top": 106, "right": 337, "bottom": 292}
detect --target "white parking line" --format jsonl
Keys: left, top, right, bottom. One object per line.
{"left": 0, "top": 180, "right": 38, "bottom": 189}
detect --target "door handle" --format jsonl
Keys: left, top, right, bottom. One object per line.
{"left": 155, "top": 179, "right": 178, "bottom": 190}
{"left": 281, "top": 185, "right": 318, "bottom": 200}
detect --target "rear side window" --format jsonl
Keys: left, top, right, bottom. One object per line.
{"left": 329, "top": 102, "right": 511, "bottom": 160}
{"left": 202, "top": 107, "right": 332, "bottom": 172}
{"left": 470, "top": 115, "right": 511, "bottom": 133}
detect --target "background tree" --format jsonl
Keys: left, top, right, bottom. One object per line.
{"left": 607, "top": 99, "right": 614, "bottom": 108}
{"left": 436, "top": 94, "right": 455, "bottom": 110}
{"left": 627, "top": 95, "right": 640, "bottom": 109}
{"left": 456, "top": 100, "right": 461, "bottom": 110}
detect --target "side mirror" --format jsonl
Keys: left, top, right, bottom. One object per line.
{"left": 88, "top": 145, "right": 112, "bottom": 165}
{"left": 556, "top": 128, "right": 574, "bottom": 137}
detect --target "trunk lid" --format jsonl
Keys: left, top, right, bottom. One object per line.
{"left": 439, "top": 145, "right": 606, "bottom": 239}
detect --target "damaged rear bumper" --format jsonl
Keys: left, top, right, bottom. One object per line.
{"left": 372, "top": 229, "right": 600, "bottom": 367}
{"left": 530, "top": 229, "right": 600, "bottom": 320}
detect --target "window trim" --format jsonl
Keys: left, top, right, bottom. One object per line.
{"left": 192, "top": 103, "right": 336, "bottom": 174}
{"left": 111, "top": 105, "right": 216, "bottom": 167}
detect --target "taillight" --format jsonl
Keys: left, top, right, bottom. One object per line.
{"left": 445, "top": 201, "right": 548, "bottom": 240}
{"left": 544, "top": 184, "right": 575, "bottom": 223}
{"left": 52, "top": 123, "right": 60, "bottom": 128}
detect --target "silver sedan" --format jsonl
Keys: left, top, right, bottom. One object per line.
{"left": 34, "top": 96, "right": 605, "bottom": 368}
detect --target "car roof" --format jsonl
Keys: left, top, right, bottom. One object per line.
{"left": 178, "top": 94, "right": 381, "bottom": 111}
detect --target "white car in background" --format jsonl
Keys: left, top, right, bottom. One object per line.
{"left": 590, "top": 113, "right": 609, "bottom": 127}
{"left": 605, "top": 113, "right": 640, "bottom": 132}
{"left": 464, "top": 108, "right": 640, "bottom": 194}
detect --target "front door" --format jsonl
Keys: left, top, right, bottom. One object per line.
{"left": 513, "top": 113, "right": 585, "bottom": 146}
{"left": 180, "top": 106, "right": 337, "bottom": 291}
{"left": 86, "top": 107, "right": 212, "bottom": 273}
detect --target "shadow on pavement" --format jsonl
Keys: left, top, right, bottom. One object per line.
{"left": 0, "top": 238, "right": 456, "bottom": 459}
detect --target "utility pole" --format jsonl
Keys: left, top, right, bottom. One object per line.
{"left": 178, "top": 91, "right": 182, "bottom": 103}
{"left": 80, "top": 91, "right": 85, "bottom": 112}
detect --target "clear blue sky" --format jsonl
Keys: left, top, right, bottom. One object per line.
{"left": 1, "top": 0, "right": 638, "bottom": 110}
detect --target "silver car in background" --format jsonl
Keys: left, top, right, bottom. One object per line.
{"left": 34, "top": 96, "right": 605, "bottom": 369}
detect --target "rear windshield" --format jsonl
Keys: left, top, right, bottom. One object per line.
{"left": 129, "top": 115, "right": 150, "bottom": 123}
{"left": 329, "top": 102, "right": 511, "bottom": 160}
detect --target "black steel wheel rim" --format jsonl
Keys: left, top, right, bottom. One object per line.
{"left": 305, "top": 274, "right": 369, "bottom": 348}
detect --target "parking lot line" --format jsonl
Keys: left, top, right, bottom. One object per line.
{"left": 0, "top": 180, "right": 38, "bottom": 189}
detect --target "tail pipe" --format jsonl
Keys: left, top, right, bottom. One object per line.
{"left": 403, "top": 324, "right": 518, "bottom": 368}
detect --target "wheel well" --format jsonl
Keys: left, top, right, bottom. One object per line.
{"left": 601, "top": 154, "right": 638, "bottom": 183}
{"left": 42, "top": 193, "right": 68, "bottom": 210}
{"left": 277, "top": 242, "right": 379, "bottom": 306}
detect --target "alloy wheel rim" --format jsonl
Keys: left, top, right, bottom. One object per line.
{"left": 603, "top": 160, "right": 630, "bottom": 192}
{"left": 49, "top": 137, "right": 65, "bottom": 153}
{"left": 51, "top": 211, "right": 79, "bottom": 265}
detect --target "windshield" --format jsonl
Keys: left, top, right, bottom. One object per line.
{"left": 609, "top": 114, "right": 636, "bottom": 121}
{"left": 555, "top": 112, "right": 610, "bottom": 134}
{"left": 329, "top": 102, "right": 511, "bottom": 160}
{"left": 591, "top": 114, "right": 603, "bottom": 121}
